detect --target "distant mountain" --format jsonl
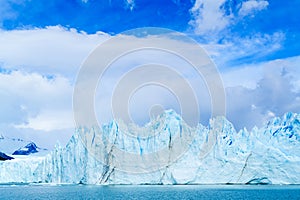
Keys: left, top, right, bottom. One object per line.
{"left": 0, "top": 134, "right": 28, "bottom": 154}
{"left": 0, "top": 152, "right": 14, "bottom": 161}
{"left": 0, "top": 134, "right": 48, "bottom": 156}
{"left": 12, "top": 142, "right": 39, "bottom": 155}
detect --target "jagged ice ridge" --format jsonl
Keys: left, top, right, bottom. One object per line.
{"left": 0, "top": 110, "right": 299, "bottom": 184}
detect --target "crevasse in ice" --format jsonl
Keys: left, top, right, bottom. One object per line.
{"left": 0, "top": 110, "right": 299, "bottom": 184}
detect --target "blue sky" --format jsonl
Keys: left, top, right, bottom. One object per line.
{"left": 0, "top": 0, "right": 299, "bottom": 148}
{"left": 1, "top": 0, "right": 299, "bottom": 63}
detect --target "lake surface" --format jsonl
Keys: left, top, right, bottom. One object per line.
{"left": 0, "top": 185, "right": 299, "bottom": 200}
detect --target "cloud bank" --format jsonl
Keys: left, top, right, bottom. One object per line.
{"left": 0, "top": 0, "right": 299, "bottom": 149}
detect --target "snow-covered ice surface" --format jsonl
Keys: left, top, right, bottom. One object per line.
{"left": 0, "top": 110, "right": 299, "bottom": 185}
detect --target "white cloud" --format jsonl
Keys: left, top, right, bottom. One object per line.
{"left": 189, "top": 0, "right": 230, "bottom": 37}
{"left": 0, "top": 70, "right": 73, "bottom": 131}
{"left": 188, "top": 0, "right": 282, "bottom": 83}
{"left": 0, "top": 25, "right": 297, "bottom": 149}
{"left": 0, "top": 0, "right": 22, "bottom": 27}
{"left": 223, "top": 55, "right": 300, "bottom": 130}
{"left": 125, "top": 0, "right": 135, "bottom": 10}
{"left": 0, "top": 26, "right": 110, "bottom": 77}
{"left": 204, "top": 31, "right": 285, "bottom": 68}
{"left": 239, "top": 0, "right": 269, "bottom": 16}
{"left": 221, "top": 65, "right": 263, "bottom": 89}
{"left": 76, "top": 35, "right": 218, "bottom": 127}
{"left": 0, "top": 28, "right": 217, "bottom": 147}
{"left": 15, "top": 110, "right": 73, "bottom": 131}
{"left": 189, "top": 0, "right": 270, "bottom": 40}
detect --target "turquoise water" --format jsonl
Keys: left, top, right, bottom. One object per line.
{"left": 0, "top": 185, "right": 299, "bottom": 200}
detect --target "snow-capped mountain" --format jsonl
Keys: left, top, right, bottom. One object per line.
{"left": 0, "top": 152, "right": 14, "bottom": 161}
{"left": 0, "top": 134, "right": 48, "bottom": 156}
{"left": 0, "top": 134, "right": 29, "bottom": 155}
{"left": 13, "top": 142, "right": 39, "bottom": 155}
{"left": 0, "top": 110, "right": 299, "bottom": 184}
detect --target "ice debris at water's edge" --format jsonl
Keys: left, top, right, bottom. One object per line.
{"left": 0, "top": 110, "right": 300, "bottom": 185}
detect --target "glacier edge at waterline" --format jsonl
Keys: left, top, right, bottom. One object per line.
{"left": 0, "top": 110, "right": 300, "bottom": 185}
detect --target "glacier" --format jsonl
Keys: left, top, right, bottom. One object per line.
{"left": 0, "top": 110, "right": 300, "bottom": 185}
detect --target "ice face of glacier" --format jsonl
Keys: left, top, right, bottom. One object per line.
{"left": 0, "top": 110, "right": 300, "bottom": 184}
